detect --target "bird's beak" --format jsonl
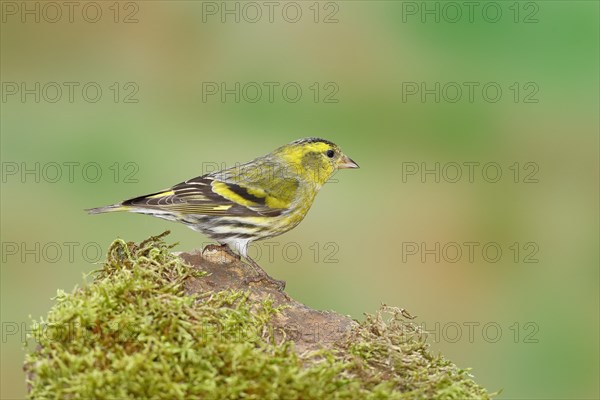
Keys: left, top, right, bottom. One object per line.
{"left": 338, "top": 155, "right": 359, "bottom": 169}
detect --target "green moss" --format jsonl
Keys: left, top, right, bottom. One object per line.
{"left": 25, "top": 233, "right": 492, "bottom": 399}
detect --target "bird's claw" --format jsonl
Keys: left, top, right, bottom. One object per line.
{"left": 202, "top": 244, "right": 241, "bottom": 263}
{"left": 243, "top": 274, "right": 287, "bottom": 292}
{"left": 242, "top": 256, "right": 289, "bottom": 298}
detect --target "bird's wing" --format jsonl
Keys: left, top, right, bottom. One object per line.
{"left": 121, "top": 174, "right": 299, "bottom": 217}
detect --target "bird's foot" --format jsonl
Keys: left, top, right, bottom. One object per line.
{"left": 202, "top": 243, "right": 241, "bottom": 263}
{"left": 218, "top": 244, "right": 241, "bottom": 260}
{"left": 242, "top": 273, "right": 287, "bottom": 292}
{"left": 242, "top": 256, "right": 288, "bottom": 296}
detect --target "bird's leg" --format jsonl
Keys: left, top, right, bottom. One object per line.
{"left": 201, "top": 243, "right": 241, "bottom": 263}
{"left": 219, "top": 243, "right": 241, "bottom": 260}
{"left": 243, "top": 256, "right": 287, "bottom": 292}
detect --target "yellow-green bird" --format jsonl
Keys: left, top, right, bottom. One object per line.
{"left": 87, "top": 137, "right": 358, "bottom": 288}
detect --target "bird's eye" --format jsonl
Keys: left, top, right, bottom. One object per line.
{"left": 326, "top": 149, "right": 335, "bottom": 158}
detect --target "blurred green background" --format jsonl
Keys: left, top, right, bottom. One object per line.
{"left": 1, "top": 1, "right": 598, "bottom": 398}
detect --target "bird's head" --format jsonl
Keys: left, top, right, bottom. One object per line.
{"left": 274, "top": 138, "right": 359, "bottom": 187}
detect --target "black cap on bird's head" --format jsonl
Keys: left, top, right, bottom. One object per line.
{"left": 274, "top": 137, "right": 359, "bottom": 186}
{"left": 289, "top": 137, "right": 337, "bottom": 147}
{"left": 287, "top": 137, "right": 359, "bottom": 169}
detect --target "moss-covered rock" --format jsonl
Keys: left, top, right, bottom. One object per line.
{"left": 25, "top": 232, "right": 492, "bottom": 399}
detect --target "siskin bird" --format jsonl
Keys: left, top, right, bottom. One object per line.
{"left": 86, "top": 137, "right": 358, "bottom": 289}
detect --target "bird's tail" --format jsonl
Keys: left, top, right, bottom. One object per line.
{"left": 85, "top": 204, "right": 129, "bottom": 215}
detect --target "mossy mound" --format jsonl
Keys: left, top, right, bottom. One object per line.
{"left": 25, "top": 233, "right": 492, "bottom": 399}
